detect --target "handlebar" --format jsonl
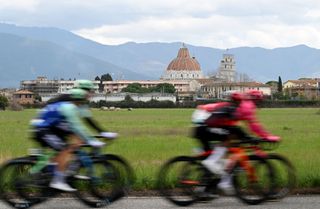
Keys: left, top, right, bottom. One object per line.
{"left": 79, "top": 135, "right": 117, "bottom": 148}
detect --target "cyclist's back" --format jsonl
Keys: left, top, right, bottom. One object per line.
{"left": 37, "top": 101, "right": 72, "bottom": 129}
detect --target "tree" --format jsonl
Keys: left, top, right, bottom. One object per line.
{"left": 265, "top": 81, "right": 278, "bottom": 86}
{"left": 122, "top": 83, "right": 147, "bottom": 93}
{"left": 101, "top": 73, "right": 113, "bottom": 81}
{"left": 151, "top": 83, "right": 176, "bottom": 93}
{"left": 0, "top": 95, "right": 9, "bottom": 110}
{"left": 95, "top": 76, "right": 100, "bottom": 81}
{"left": 278, "top": 76, "right": 283, "bottom": 92}
{"left": 34, "top": 93, "right": 42, "bottom": 102}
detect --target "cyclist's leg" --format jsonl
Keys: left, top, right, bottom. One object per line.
{"left": 202, "top": 126, "right": 245, "bottom": 195}
{"left": 193, "top": 125, "right": 212, "bottom": 152}
{"left": 201, "top": 127, "right": 229, "bottom": 175}
{"left": 43, "top": 131, "right": 81, "bottom": 192}
{"left": 30, "top": 128, "right": 57, "bottom": 173}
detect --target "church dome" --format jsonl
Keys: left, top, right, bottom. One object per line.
{"left": 166, "top": 47, "right": 201, "bottom": 71}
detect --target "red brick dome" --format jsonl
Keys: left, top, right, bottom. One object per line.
{"left": 166, "top": 47, "right": 201, "bottom": 71}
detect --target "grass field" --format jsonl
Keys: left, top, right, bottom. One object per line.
{"left": 0, "top": 108, "right": 319, "bottom": 189}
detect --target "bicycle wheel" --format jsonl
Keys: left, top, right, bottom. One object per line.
{"left": 103, "top": 154, "right": 135, "bottom": 197}
{"left": 0, "top": 157, "right": 47, "bottom": 209}
{"left": 267, "top": 154, "right": 296, "bottom": 200}
{"left": 73, "top": 158, "right": 122, "bottom": 208}
{"left": 233, "top": 155, "right": 273, "bottom": 205}
{"left": 157, "top": 156, "right": 208, "bottom": 206}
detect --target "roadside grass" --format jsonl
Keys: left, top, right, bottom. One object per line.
{"left": 0, "top": 108, "right": 319, "bottom": 189}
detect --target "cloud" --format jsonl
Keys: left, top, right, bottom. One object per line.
{"left": 1, "top": 0, "right": 320, "bottom": 48}
{"left": 0, "top": 0, "right": 39, "bottom": 11}
{"left": 74, "top": 12, "right": 320, "bottom": 49}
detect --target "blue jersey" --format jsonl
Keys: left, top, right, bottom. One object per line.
{"left": 33, "top": 101, "right": 94, "bottom": 142}
{"left": 36, "top": 102, "right": 68, "bottom": 129}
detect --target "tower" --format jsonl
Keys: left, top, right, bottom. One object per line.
{"left": 216, "top": 54, "right": 236, "bottom": 82}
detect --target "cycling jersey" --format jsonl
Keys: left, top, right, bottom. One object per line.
{"left": 194, "top": 100, "right": 271, "bottom": 138}
{"left": 34, "top": 101, "right": 94, "bottom": 143}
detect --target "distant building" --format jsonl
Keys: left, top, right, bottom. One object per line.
{"left": 13, "top": 90, "right": 35, "bottom": 105}
{"left": 91, "top": 92, "right": 176, "bottom": 103}
{"left": 20, "top": 77, "right": 99, "bottom": 95}
{"left": 283, "top": 79, "right": 318, "bottom": 88}
{"left": 200, "top": 81, "right": 271, "bottom": 99}
{"left": 0, "top": 88, "right": 16, "bottom": 100}
{"left": 161, "top": 44, "right": 204, "bottom": 80}
{"left": 20, "top": 76, "right": 59, "bottom": 94}
{"left": 102, "top": 80, "right": 191, "bottom": 94}
{"left": 215, "top": 54, "right": 236, "bottom": 82}
{"left": 283, "top": 79, "right": 320, "bottom": 99}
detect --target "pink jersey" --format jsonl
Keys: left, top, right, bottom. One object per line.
{"left": 200, "top": 100, "right": 270, "bottom": 138}
{"left": 234, "top": 100, "right": 270, "bottom": 138}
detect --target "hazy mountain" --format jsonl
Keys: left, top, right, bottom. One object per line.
{"left": 1, "top": 23, "right": 320, "bottom": 87}
{"left": 0, "top": 33, "right": 148, "bottom": 87}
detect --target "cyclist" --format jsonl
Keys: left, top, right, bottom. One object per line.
{"left": 192, "top": 90, "right": 280, "bottom": 194}
{"left": 31, "top": 88, "right": 105, "bottom": 192}
{"left": 47, "top": 79, "right": 117, "bottom": 140}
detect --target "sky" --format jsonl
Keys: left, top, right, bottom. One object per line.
{"left": 0, "top": 0, "right": 320, "bottom": 49}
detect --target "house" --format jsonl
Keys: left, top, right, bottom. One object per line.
{"left": 13, "top": 90, "right": 35, "bottom": 105}
{"left": 200, "top": 81, "right": 271, "bottom": 99}
{"left": 283, "top": 79, "right": 320, "bottom": 99}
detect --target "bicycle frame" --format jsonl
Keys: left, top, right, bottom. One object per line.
{"left": 195, "top": 143, "right": 265, "bottom": 182}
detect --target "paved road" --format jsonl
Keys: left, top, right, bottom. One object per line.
{"left": 0, "top": 196, "right": 319, "bottom": 209}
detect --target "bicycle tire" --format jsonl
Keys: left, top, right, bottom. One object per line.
{"left": 267, "top": 153, "right": 296, "bottom": 200}
{"left": 157, "top": 156, "right": 206, "bottom": 206}
{"left": 103, "top": 154, "right": 135, "bottom": 197}
{"left": 0, "top": 156, "right": 47, "bottom": 209}
{"left": 72, "top": 157, "right": 122, "bottom": 208}
{"left": 232, "top": 155, "right": 273, "bottom": 205}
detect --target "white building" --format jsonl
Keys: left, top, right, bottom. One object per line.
{"left": 161, "top": 44, "right": 204, "bottom": 80}
{"left": 216, "top": 54, "right": 236, "bottom": 82}
{"left": 102, "top": 80, "right": 192, "bottom": 94}
{"left": 200, "top": 81, "right": 271, "bottom": 99}
{"left": 91, "top": 93, "right": 176, "bottom": 103}
{"left": 20, "top": 77, "right": 100, "bottom": 95}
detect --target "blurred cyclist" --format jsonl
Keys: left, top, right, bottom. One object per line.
{"left": 47, "top": 79, "right": 117, "bottom": 140}
{"left": 192, "top": 90, "right": 280, "bottom": 194}
{"left": 31, "top": 88, "right": 107, "bottom": 191}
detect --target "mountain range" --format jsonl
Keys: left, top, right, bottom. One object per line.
{"left": 1, "top": 23, "right": 320, "bottom": 88}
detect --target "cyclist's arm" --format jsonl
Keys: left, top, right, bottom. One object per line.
{"left": 236, "top": 101, "right": 270, "bottom": 138}
{"left": 78, "top": 105, "right": 105, "bottom": 133}
{"left": 84, "top": 117, "right": 104, "bottom": 133}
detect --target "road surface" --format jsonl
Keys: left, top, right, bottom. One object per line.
{"left": 0, "top": 195, "right": 319, "bottom": 209}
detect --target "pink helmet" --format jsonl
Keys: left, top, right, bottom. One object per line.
{"left": 246, "top": 90, "right": 264, "bottom": 101}
{"left": 230, "top": 92, "right": 243, "bottom": 102}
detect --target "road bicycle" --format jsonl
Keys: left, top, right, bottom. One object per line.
{"left": 0, "top": 136, "right": 134, "bottom": 209}
{"left": 157, "top": 138, "right": 276, "bottom": 206}
{"left": 243, "top": 139, "right": 296, "bottom": 200}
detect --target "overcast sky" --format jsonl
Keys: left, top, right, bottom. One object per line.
{"left": 1, "top": 0, "right": 320, "bottom": 49}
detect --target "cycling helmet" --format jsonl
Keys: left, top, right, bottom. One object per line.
{"left": 69, "top": 88, "right": 88, "bottom": 101}
{"left": 230, "top": 92, "right": 243, "bottom": 102}
{"left": 246, "top": 90, "right": 264, "bottom": 101}
{"left": 74, "top": 80, "right": 94, "bottom": 91}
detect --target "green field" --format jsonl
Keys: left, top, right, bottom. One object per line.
{"left": 0, "top": 108, "right": 319, "bottom": 189}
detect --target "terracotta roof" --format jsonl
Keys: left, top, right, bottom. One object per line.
{"left": 203, "top": 81, "right": 269, "bottom": 87}
{"left": 166, "top": 47, "right": 201, "bottom": 71}
{"left": 238, "top": 82, "right": 269, "bottom": 87}
{"left": 14, "top": 90, "right": 34, "bottom": 95}
{"left": 285, "top": 80, "right": 318, "bottom": 85}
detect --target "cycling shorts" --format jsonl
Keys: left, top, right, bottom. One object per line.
{"left": 33, "top": 127, "right": 69, "bottom": 151}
